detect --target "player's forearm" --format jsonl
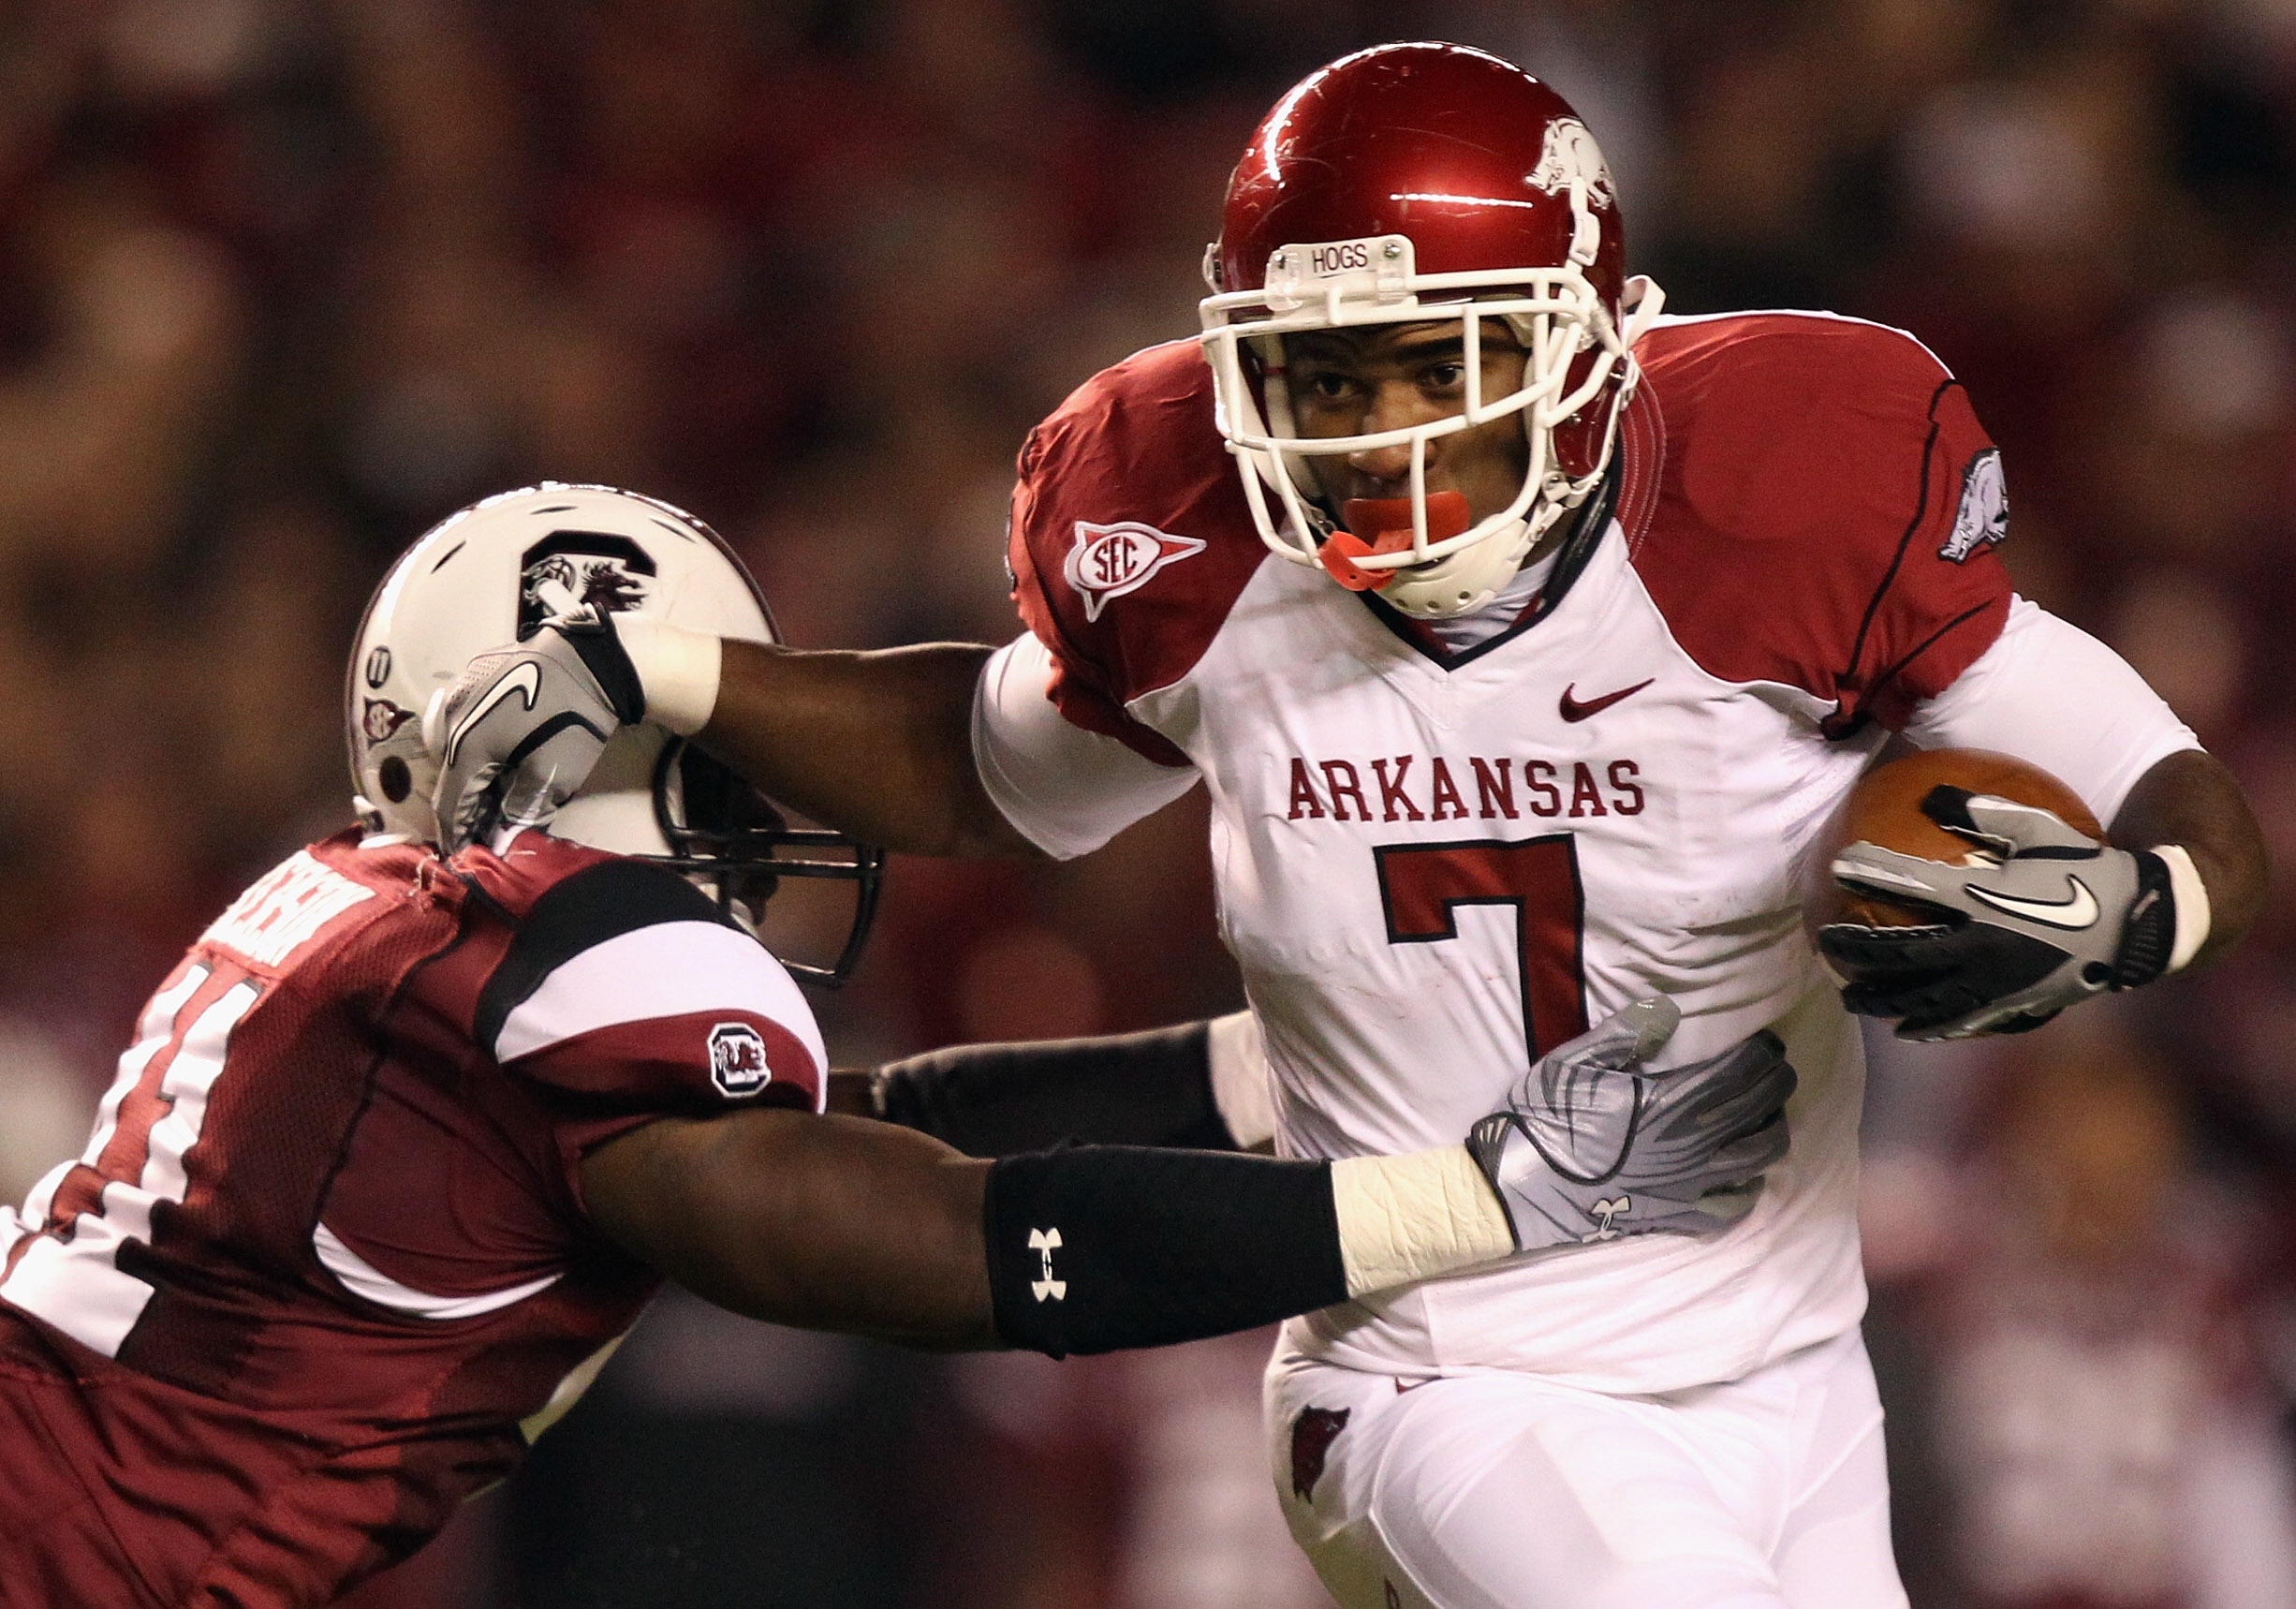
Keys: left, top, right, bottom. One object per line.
{"left": 583, "top": 1109, "right": 1522, "bottom": 1357}
{"left": 700, "top": 640, "right": 1038, "bottom": 857}
{"left": 2108, "top": 749, "right": 2267, "bottom": 967}
{"left": 585, "top": 1110, "right": 1001, "bottom": 1348}
{"left": 857, "top": 1020, "right": 1243, "bottom": 1156}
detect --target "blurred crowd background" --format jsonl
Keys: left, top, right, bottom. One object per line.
{"left": 0, "top": 0, "right": 2291, "bottom": 1603}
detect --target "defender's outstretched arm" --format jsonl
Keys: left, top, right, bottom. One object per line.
{"left": 702, "top": 640, "right": 1032, "bottom": 857}
{"left": 581, "top": 1001, "right": 1797, "bottom": 1358}
{"left": 430, "top": 621, "right": 1026, "bottom": 857}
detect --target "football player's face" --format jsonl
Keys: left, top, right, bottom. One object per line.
{"left": 1284, "top": 319, "right": 1531, "bottom": 526}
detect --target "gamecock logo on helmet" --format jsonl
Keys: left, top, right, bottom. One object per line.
{"left": 516, "top": 532, "right": 659, "bottom": 640}
{"left": 1064, "top": 521, "right": 1208, "bottom": 623}
{"left": 1526, "top": 118, "right": 1614, "bottom": 205}
{"left": 708, "top": 1022, "right": 773, "bottom": 1098}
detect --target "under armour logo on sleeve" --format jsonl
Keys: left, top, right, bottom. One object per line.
{"left": 1028, "top": 1227, "right": 1067, "bottom": 1301}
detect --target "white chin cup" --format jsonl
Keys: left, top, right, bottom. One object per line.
{"left": 1379, "top": 518, "right": 1532, "bottom": 619}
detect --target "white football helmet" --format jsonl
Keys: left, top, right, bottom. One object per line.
{"left": 346, "top": 483, "right": 881, "bottom": 982}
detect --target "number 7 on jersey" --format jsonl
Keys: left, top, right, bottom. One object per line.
{"left": 1375, "top": 835, "right": 1589, "bottom": 1061}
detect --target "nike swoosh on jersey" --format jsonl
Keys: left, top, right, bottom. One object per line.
{"left": 1968, "top": 877, "right": 2102, "bottom": 930}
{"left": 444, "top": 660, "right": 543, "bottom": 768}
{"left": 1558, "top": 678, "right": 1654, "bottom": 723}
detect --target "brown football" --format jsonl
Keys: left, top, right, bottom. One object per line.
{"left": 1824, "top": 748, "right": 2102, "bottom": 928}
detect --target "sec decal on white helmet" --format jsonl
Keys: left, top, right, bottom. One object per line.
{"left": 1198, "top": 41, "right": 1666, "bottom": 619}
{"left": 346, "top": 483, "right": 882, "bottom": 983}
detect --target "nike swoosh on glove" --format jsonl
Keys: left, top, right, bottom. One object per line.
{"left": 1466, "top": 998, "right": 1796, "bottom": 1250}
{"left": 1818, "top": 785, "right": 2182, "bottom": 1041}
{"left": 425, "top": 609, "right": 644, "bottom": 852}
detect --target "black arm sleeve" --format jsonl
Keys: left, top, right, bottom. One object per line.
{"left": 983, "top": 1145, "right": 1347, "bottom": 1358}
{"left": 872, "top": 1022, "right": 1236, "bottom": 1157}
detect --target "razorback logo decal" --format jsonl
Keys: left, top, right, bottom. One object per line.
{"left": 1289, "top": 1405, "right": 1350, "bottom": 1502}
{"left": 1064, "top": 521, "right": 1207, "bottom": 623}
{"left": 1940, "top": 449, "right": 2009, "bottom": 563}
{"left": 1526, "top": 118, "right": 1614, "bottom": 205}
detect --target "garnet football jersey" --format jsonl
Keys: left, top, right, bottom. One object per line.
{"left": 988, "top": 313, "right": 2082, "bottom": 1393}
{"left": 0, "top": 828, "right": 823, "bottom": 1604}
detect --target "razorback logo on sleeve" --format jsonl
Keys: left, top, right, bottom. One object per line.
{"left": 1938, "top": 448, "right": 2009, "bottom": 563}
{"left": 1064, "top": 520, "right": 1208, "bottom": 622}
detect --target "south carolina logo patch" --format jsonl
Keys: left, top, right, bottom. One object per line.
{"left": 1940, "top": 448, "right": 2009, "bottom": 563}
{"left": 708, "top": 1022, "right": 773, "bottom": 1097}
{"left": 1065, "top": 521, "right": 1207, "bottom": 622}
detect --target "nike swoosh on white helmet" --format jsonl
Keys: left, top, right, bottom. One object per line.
{"left": 443, "top": 660, "right": 543, "bottom": 768}
{"left": 1968, "top": 877, "right": 2101, "bottom": 930}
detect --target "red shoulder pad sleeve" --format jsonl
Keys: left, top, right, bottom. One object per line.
{"left": 452, "top": 843, "right": 826, "bottom": 1195}
{"left": 1008, "top": 340, "right": 1269, "bottom": 766}
{"left": 1628, "top": 315, "right": 2012, "bottom": 733}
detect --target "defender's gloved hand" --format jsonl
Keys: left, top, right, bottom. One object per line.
{"left": 426, "top": 609, "right": 644, "bottom": 852}
{"left": 1467, "top": 998, "right": 1795, "bottom": 1249}
{"left": 1819, "top": 786, "right": 2202, "bottom": 1041}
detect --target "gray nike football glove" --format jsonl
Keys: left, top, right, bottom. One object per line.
{"left": 427, "top": 609, "right": 643, "bottom": 852}
{"left": 1467, "top": 998, "right": 1795, "bottom": 1249}
{"left": 1819, "top": 786, "right": 2182, "bottom": 1041}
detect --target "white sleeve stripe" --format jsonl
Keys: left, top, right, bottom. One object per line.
{"left": 972, "top": 634, "right": 1200, "bottom": 862}
{"left": 315, "top": 1222, "right": 562, "bottom": 1320}
{"left": 1901, "top": 597, "right": 2200, "bottom": 828}
{"left": 493, "top": 921, "right": 826, "bottom": 1073}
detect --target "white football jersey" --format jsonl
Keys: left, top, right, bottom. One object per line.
{"left": 981, "top": 313, "right": 2195, "bottom": 1393}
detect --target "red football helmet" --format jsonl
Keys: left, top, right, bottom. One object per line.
{"left": 1198, "top": 42, "right": 1664, "bottom": 617}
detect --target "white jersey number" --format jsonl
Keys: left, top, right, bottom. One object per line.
{"left": 1, "top": 961, "right": 262, "bottom": 1355}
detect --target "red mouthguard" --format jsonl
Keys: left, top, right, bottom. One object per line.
{"left": 1321, "top": 492, "right": 1473, "bottom": 591}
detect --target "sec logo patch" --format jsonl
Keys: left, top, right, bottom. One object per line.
{"left": 1065, "top": 520, "right": 1207, "bottom": 622}
{"left": 708, "top": 1022, "right": 773, "bottom": 1097}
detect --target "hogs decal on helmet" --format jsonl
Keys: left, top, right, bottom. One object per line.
{"left": 1198, "top": 42, "right": 1667, "bottom": 618}
{"left": 346, "top": 483, "right": 882, "bottom": 984}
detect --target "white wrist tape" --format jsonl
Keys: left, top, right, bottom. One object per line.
{"left": 1205, "top": 1011, "right": 1277, "bottom": 1151}
{"left": 613, "top": 616, "right": 721, "bottom": 737}
{"left": 1330, "top": 1146, "right": 1515, "bottom": 1298}
{"left": 2154, "top": 844, "right": 2212, "bottom": 973}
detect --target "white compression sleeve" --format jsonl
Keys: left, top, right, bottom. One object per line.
{"left": 970, "top": 634, "right": 1200, "bottom": 861}
{"left": 613, "top": 616, "right": 723, "bottom": 737}
{"left": 2155, "top": 843, "right": 2213, "bottom": 972}
{"left": 1901, "top": 597, "right": 2200, "bottom": 826}
{"left": 1205, "top": 1011, "right": 1277, "bottom": 1151}
{"left": 1329, "top": 1148, "right": 1516, "bottom": 1298}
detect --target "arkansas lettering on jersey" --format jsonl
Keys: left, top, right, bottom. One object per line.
{"left": 997, "top": 313, "right": 2013, "bottom": 1394}
{"left": 0, "top": 828, "right": 822, "bottom": 1605}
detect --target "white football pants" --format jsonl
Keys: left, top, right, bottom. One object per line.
{"left": 1265, "top": 1330, "right": 1906, "bottom": 1609}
